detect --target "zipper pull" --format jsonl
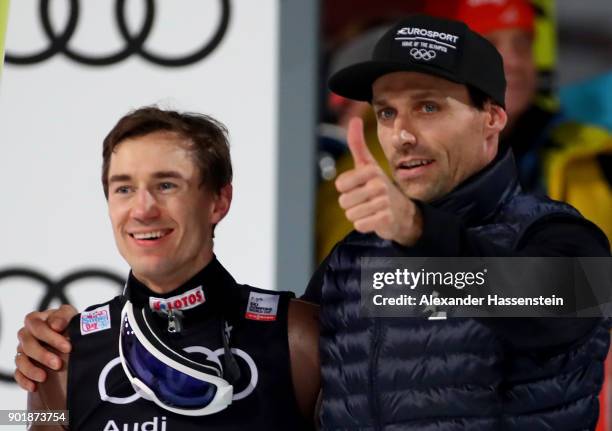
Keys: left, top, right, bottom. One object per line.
{"left": 167, "top": 309, "right": 183, "bottom": 333}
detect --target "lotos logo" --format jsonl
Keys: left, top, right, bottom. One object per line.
{"left": 149, "top": 286, "right": 205, "bottom": 312}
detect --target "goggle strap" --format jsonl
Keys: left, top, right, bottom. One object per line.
{"left": 135, "top": 305, "right": 222, "bottom": 376}
{"left": 221, "top": 321, "right": 241, "bottom": 384}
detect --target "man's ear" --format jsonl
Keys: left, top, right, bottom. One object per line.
{"left": 482, "top": 103, "right": 507, "bottom": 160}
{"left": 210, "top": 183, "right": 233, "bottom": 225}
{"left": 484, "top": 103, "right": 508, "bottom": 137}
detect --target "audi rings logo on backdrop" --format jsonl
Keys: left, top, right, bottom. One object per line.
{"left": 410, "top": 48, "right": 436, "bottom": 61}
{"left": 6, "top": 0, "right": 231, "bottom": 67}
{"left": 0, "top": 267, "right": 125, "bottom": 383}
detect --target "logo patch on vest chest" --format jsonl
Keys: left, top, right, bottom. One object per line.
{"left": 81, "top": 304, "right": 111, "bottom": 335}
{"left": 245, "top": 292, "right": 279, "bottom": 321}
{"left": 149, "top": 286, "right": 205, "bottom": 312}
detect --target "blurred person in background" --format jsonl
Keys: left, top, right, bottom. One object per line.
{"left": 316, "top": 0, "right": 427, "bottom": 262}
{"left": 424, "top": 0, "right": 612, "bottom": 241}
{"left": 316, "top": 27, "right": 395, "bottom": 262}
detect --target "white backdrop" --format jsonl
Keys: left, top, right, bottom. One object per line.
{"left": 0, "top": 0, "right": 279, "bottom": 416}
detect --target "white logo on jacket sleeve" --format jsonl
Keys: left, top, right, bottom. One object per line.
{"left": 245, "top": 292, "right": 279, "bottom": 321}
{"left": 81, "top": 304, "right": 111, "bottom": 335}
{"left": 149, "top": 286, "right": 206, "bottom": 312}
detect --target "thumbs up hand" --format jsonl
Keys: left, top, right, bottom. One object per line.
{"left": 335, "top": 117, "right": 423, "bottom": 246}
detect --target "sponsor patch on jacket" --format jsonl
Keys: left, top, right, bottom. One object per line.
{"left": 80, "top": 304, "right": 111, "bottom": 335}
{"left": 149, "top": 286, "right": 206, "bottom": 312}
{"left": 245, "top": 292, "right": 279, "bottom": 321}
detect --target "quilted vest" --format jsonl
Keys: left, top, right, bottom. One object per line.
{"left": 319, "top": 150, "right": 610, "bottom": 430}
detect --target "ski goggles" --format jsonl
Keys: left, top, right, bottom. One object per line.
{"left": 119, "top": 301, "right": 233, "bottom": 416}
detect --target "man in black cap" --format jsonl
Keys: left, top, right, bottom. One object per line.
{"left": 304, "top": 14, "right": 610, "bottom": 430}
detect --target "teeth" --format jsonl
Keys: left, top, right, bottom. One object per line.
{"left": 132, "top": 230, "right": 166, "bottom": 240}
{"left": 402, "top": 159, "right": 432, "bottom": 168}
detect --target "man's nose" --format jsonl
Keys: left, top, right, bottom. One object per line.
{"left": 392, "top": 118, "right": 417, "bottom": 149}
{"left": 131, "top": 189, "right": 160, "bottom": 222}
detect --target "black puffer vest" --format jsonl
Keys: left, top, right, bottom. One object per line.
{"left": 319, "top": 150, "right": 610, "bottom": 430}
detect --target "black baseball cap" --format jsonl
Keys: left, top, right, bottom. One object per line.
{"left": 328, "top": 14, "right": 506, "bottom": 108}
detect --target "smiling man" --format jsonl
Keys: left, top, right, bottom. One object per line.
{"left": 105, "top": 130, "right": 224, "bottom": 293}
{"left": 14, "top": 107, "right": 319, "bottom": 430}
{"left": 303, "top": 14, "right": 610, "bottom": 430}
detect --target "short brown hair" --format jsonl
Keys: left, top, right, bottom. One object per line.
{"left": 102, "top": 107, "right": 232, "bottom": 198}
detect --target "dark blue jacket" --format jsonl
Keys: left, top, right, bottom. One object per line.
{"left": 306, "top": 150, "right": 610, "bottom": 430}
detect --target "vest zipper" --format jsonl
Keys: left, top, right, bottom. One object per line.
{"left": 166, "top": 309, "right": 182, "bottom": 333}
{"left": 369, "top": 319, "right": 382, "bottom": 430}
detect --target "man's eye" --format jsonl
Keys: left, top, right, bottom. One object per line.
{"left": 114, "top": 185, "right": 131, "bottom": 194}
{"left": 377, "top": 108, "right": 395, "bottom": 120}
{"left": 421, "top": 102, "right": 438, "bottom": 113}
{"left": 159, "top": 182, "right": 177, "bottom": 191}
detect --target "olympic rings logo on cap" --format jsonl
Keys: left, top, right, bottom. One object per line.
{"left": 6, "top": 0, "right": 231, "bottom": 67}
{"left": 409, "top": 48, "right": 437, "bottom": 61}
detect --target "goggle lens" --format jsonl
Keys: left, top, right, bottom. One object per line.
{"left": 121, "top": 317, "right": 218, "bottom": 408}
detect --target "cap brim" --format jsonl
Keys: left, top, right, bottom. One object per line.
{"left": 328, "top": 60, "right": 467, "bottom": 102}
